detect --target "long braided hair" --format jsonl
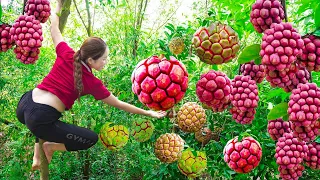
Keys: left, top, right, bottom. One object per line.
{"left": 73, "top": 37, "right": 107, "bottom": 98}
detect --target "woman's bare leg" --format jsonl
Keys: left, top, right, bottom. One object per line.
{"left": 31, "top": 143, "right": 40, "bottom": 170}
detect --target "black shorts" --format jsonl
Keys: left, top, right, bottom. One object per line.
{"left": 16, "top": 90, "right": 98, "bottom": 151}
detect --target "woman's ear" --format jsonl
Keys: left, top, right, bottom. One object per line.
{"left": 87, "top": 57, "right": 93, "bottom": 65}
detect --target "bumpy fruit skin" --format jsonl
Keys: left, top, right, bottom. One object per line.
{"left": 275, "top": 133, "right": 308, "bottom": 170}
{"left": 192, "top": 22, "right": 240, "bottom": 65}
{"left": 250, "top": 0, "right": 285, "bottom": 33}
{"left": 10, "top": 15, "right": 43, "bottom": 64}
{"left": 0, "top": 24, "right": 14, "bottom": 52}
{"left": 195, "top": 127, "right": 213, "bottom": 145}
{"left": 196, "top": 70, "right": 231, "bottom": 112}
{"left": 230, "top": 75, "right": 259, "bottom": 124}
{"left": 288, "top": 83, "right": 320, "bottom": 127}
{"left": 154, "top": 133, "right": 184, "bottom": 163}
{"left": 240, "top": 60, "right": 266, "bottom": 83}
{"left": 282, "top": 63, "right": 310, "bottom": 92}
{"left": 131, "top": 119, "right": 154, "bottom": 142}
{"left": 13, "top": 46, "right": 40, "bottom": 64}
{"left": 24, "top": 0, "right": 51, "bottom": 23}
{"left": 278, "top": 164, "right": 304, "bottom": 180}
{"left": 99, "top": 122, "right": 129, "bottom": 151}
{"left": 298, "top": 35, "right": 320, "bottom": 72}
{"left": 260, "top": 22, "right": 304, "bottom": 72}
{"left": 291, "top": 120, "right": 320, "bottom": 142}
{"left": 177, "top": 102, "right": 206, "bottom": 133}
{"left": 131, "top": 55, "right": 188, "bottom": 111}
{"left": 169, "top": 37, "right": 185, "bottom": 55}
{"left": 223, "top": 136, "right": 262, "bottom": 173}
{"left": 177, "top": 148, "right": 207, "bottom": 178}
{"left": 305, "top": 142, "right": 320, "bottom": 169}
{"left": 267, "top": 118, "right": 292, "bottom": 141}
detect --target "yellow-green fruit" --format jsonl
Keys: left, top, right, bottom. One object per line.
{"left": 192, "top": 22, "right": 240, "bottom": 65}
{"left": 169, "top": 37, "right": 185, "bottom": 55}
{"left": 99, "top": 122, "right": 129, "bottom": 151}
{"left": 178, "top": 148, "right": 207, "bottom": 178}
{"left": 131, "top": 119, "right": 154, "bottom": 142}
{"left": 177, "top": 102, "right": 206, "bottom": 132}
{"left": 155, "top": 133, "right": 184, "bottom": 163}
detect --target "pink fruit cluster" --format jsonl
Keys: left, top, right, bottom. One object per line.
{"left": 278, "top": 164, "right": 304, "bottom": 180}
{"left": 0, "top": 24, "right": 14, "bottom": 52}
{"left": 10, "top": 15, "right": 43, "bottom": 64}
{"left": 223, "top": 136, "right": 262, "bottom": 173}
{"left": 230, "top": 75, "right": 259, "bottom": 124}
{"left": 283, "top": 63, "right": 310, "bottom": 92}
{"left": 266, "top": 63, "right": 310, "bottom": 92}
{"left": 261, "top": 22, "right": 304, "bottom": 72}
{"left": 240, "top": 60, "right": 266, "bottom": 83}
{"left": 267, "top": 118, "right": 291, "bottom": 141}
{"left": 196, "top": 70, "right": 231, "bottom": 112}
{"left": 131, "top": 56, "right": 188, "bottom": 111}
{"left": 305, "top": 142, "right": 320, "bottom": 170}
{"left": 250, "top": 0, "right": 285, "bottom": 33}
{"left": 275, "top": 133, "right": 308, "bottom": 179}
{"left": 291, "top": 120, "right": 320, "bottom": 142}
{"left": 24, "top": 0, "right": 51, "bottom": 23}
{"left": 288, "top": 83, "right": 320, "bottom": 142}
{"left": 298, "top": 35, "right": 320, "bottom": 72}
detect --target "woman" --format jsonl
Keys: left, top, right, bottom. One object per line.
{"left": 16, "top": 0, "right": 166, "bottom": 170}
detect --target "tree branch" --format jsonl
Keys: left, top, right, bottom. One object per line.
{"left": 59, "top": 0, "right": 72, "bottom": 33}
{"left": 73, "top": 0, "right": 88, "bottom": 30}
{"left": 280, "top": 0, "right": 288, "bottom": 22}
{"left": 85, "top": 0, "right": 92, "bottom": 36}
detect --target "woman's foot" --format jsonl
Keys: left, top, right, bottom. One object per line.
{"left": 31, "top": 156, "right": 41, "bottom": 170}
{"left": 31, "top": 143, "right": 40, "bottom": 171}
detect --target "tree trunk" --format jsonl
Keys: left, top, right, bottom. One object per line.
{"left": 132, "top": 0, "right": 148, "bottom": 58}
{"left": 59, "top": 0, "right": 72, "bottom": 33}
{"left": 39, "top": 139, "right": 49, "bottom": 180}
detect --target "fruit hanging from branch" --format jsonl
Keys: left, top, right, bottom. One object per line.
{"left": 250, "top": 0, "right": 285, "bottom": 33}
{"left": 192, "top": 22, "right": 240, "bottom": 65}
{"left": 131, "top": 119, "right": 154, "bottom": 142}
{"left": 176, "top": 102, "right": 206, "bottom": 133}
{"left": 10, "top": 15, "right": 43, "bottom": 64}
{"left": 24, "top": 0, "right": 51, "bottom": 23}
{"left": 223, "top": 136, "right": 262, "bottom": 173}
{"left": 298, "top": 35, "right": 320, "bottom": 72}
{"left": 168, "top": 37, "right": 185, "bottom": 55}
{"left": 196, "top": 70, "right": 232, "bottom": 112}
{"left": 275, "top": 133, "right": 308, "bottom": 179}
{"left": 154, "top": 133, "right": 184, "bottom": 163}
{"left": 0, "top": 24, "right": 15, "bottom": 52}
{"left": 131, "top": 55, "right": 188, "bottom": 111}
{"left": 177, "top": 148, "right": 207, "bottom": 178}
{"left": 99, "top": 122, "right": 129, "bottom": 151}
{"left": 240, "top": 60, "right": 266, "bottom": 84}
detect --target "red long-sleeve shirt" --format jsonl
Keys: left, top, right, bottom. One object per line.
{"left": 37, "top": 41, "right": 111, "bottom": 110}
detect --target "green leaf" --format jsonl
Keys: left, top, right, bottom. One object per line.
{"left": 212, "top": 64, "right": 218, "bottom": 70}
{"left": 254, "top": 56, "right": 262, "bottom": 65}
{"left": 313, "top": 28, "right": 320, "bottom": 36}
{"left": 315, "top": 136, "right": 320, "bottom": 143}
{"left": 267, "top": 102, "right": 289, "bottom": 120}
{"left": 283, "top": 114, "right": 289, "bottom": 121}
{"left": 314, "top": 4, "right": 320, "bottom": 29}
{"left": 0, "top": 5, "right": 2, "bottom": 21}
{"left": 237, "top": 44, "right": 261, "bottom": 64}
{"left": 165, "top": 23, "right": 175, "bottom": 32}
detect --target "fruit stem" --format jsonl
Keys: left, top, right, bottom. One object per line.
{"left": 22, "top": 0, "right": 27, "bottom": 15}
{"left": 280, "top": 0, "right": 288, "bottom": 22}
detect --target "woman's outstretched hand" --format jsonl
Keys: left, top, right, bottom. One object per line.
{"left": 146, "top": 110, "right": 167, "bottom": 119}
